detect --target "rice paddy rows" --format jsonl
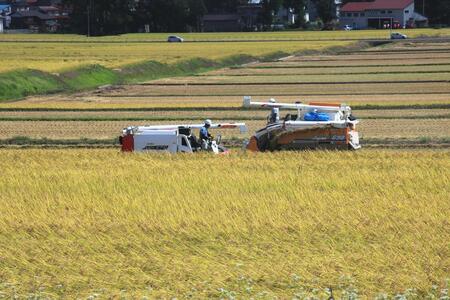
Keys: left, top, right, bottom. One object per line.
{"left": 205, "top": 64, "right": 450, "bottom": 76}
{"left": 106, "top": 82, "right": 450, "bottom": 97}
{"left": 0, "top": 109, "right": 448, "bottom": 121}
{"left": 285, "top": 52, "right": 450, "bottom": 61}
{"left": 251, "top": 58, "right": 450, "bottom": 67}
{"left": 0, "top": 119, "right": 448, "bottom": 140}
{"left": 0, "top": 39, "right": 448, "bottom": 146}
{"left": 150, "top": 73, "right": 450, "bottom": 84}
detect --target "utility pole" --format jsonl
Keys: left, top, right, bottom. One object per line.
{"left": 87, "top": 0, "right": 92, "bottom": 37}
{"left": 422, "top": 0, "right": 425, "bottom": 16}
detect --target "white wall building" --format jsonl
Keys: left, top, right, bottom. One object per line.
{"left": 340, "top": 0, "right": 423, "bottom": 29}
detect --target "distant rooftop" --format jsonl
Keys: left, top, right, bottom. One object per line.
{"left": 342, "top": 0, "right": 414, "bottom": 12}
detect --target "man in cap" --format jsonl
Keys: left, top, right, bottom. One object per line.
{"left": 200, "top": 119, "right": 213, "bottom": 148}
{"left": 269, "top": 98, "right": 280, "bottom": 124}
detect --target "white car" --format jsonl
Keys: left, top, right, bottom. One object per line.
{"left": 343, "top": 25, "right": 353, "bottom": 31}
{"left": 167, "top": 35, "right": 184, "bottom": 43}
{"left": 391, "top": 32, "right": 407, "bottom": 39}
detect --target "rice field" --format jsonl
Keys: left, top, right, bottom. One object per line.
{"left": 1, "top": 28, "right": 449, "bottom": 42}
{"left": 0, "top": 40, "right": 351, "bottom": 73}
{"left": 0, "top": 149, "right": 449, "bottom": 298}
{"left": 0, "top": 35, "right": 449, "bottom": 299}
{"left": 0, "top": 119, "right": 448, "bottom": 141}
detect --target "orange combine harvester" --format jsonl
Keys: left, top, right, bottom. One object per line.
{"left": 243, "top": 96, "right": 361, "bottom": 151}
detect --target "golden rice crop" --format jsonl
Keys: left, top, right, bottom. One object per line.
{"left": 0, "top": 40, "right": 350, "bottom": 73}
{"left": 0, "top": 28, "right": 449, "bottom": 42}
{"left": 0, "top": 149, "right": 449, "bottom": 298}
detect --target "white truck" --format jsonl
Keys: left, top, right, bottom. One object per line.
{"left": 120, "top": 123, "right": 247, "bottom": 154}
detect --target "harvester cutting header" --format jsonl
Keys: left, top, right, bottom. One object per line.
{"left": 243, "top": 96, "right": 361, "bottom": 151}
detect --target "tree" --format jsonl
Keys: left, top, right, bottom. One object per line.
{"left": 283, "top": 0, "right": 306, "bottom": 27}
{"left": 424, "top": 0, "right": 450, "bottom": 25}
{"left": 314, "top": 0, "right": 334, "bottom": 23}
{"left": 65, "top": 0, "right": 135, "bottom": 35}
{"left": 260, "top": 0, "right": 284, "bottom": 28}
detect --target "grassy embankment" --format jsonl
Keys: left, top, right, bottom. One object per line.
{"left": 0, "top": 34, "right": 361, "bottom": 101}
{"left": 0, "top": 149, "right": 449, "bottom": 299}
{"left": 1, "top": 28, "right": 449, "bottom": 101}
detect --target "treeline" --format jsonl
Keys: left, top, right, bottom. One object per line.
{"left": 65, "top": 0, "right": 312, "bottom": 35}
{"left": 65, "top": 0, "right": 450, "bottom": 36}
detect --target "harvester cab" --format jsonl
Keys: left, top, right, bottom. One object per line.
{"left": 243, "top": 96, "right": 361, "bottom": 151}
{"left": 120, "top": 122, "right": 247, "bottom": 154}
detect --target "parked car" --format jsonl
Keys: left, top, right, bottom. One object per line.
{"left": 390, "top": 32, "right": 407, "bottom": 39}
{"left": 168, "top": 35, "right": 184, "bottom": 43}
{"left": 343, "top": 25, "right": 353, "bottom": 31}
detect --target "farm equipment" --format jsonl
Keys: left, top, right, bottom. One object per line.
{"left": 120, "top": 122, "right": 247, "bottom": 154}
{"left": 243, "top": 96, "right": 361, "bottom": 151}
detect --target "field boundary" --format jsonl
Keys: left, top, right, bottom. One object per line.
{"left": 1, "top": 136, "right": 448, "bottom": 149}
{"left": 139, "top": 80, "right": 450, "bottom": 86}
{"left": 1, "top": 104, "right": 449, "bottom": 112}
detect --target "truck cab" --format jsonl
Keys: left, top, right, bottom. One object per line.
{"left": 120, "top": 122, "right": 247, "bottom": 154}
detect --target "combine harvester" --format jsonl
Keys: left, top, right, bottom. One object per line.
{"left": 243, "top": 96, "right": 361, "bottom": 151}
{"left": 120, "top": 122, "right": 247, "bottom": 154}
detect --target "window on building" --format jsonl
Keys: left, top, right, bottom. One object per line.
{"left": 347, "top": 13, "right": 351, "bottom": 17}
{"left": 388, "top": 10, "right": 392, "bottom": 13}
{"left": 405, "top": 10, "right": 409, "bottom": 13}
{"left": 353, "top": 13, "right": 358, "bottom": 17}
{"left": 360, "top": 13, "right": 365, "bottom": 17}
{"left": 381, "top": 10, "right": 386, "bottom": 14}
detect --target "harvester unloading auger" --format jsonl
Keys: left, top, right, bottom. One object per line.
{"left": 243, "top": 96, "right": 361, "bottom": 151}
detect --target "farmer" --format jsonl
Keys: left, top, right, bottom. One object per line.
{"left": 200, "top": 119, "right": 213, "bottom": 142}
{"left": 269, "top": 98, "right": 280, "bottom": 124}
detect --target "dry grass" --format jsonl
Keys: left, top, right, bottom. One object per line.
{"left": 0, "top": 109, "right": 447, "bottom": 121}
{"left": 0, "top": 149, "right": 449, "bottom": 298}
{"left": 1, "top": 93, "right": 449, "bottom": 110}
{"left": 285, "top": 52, "right": 450, "bottom": 61}
{"left": 253, "top": 58, "right": 450, "bottom": 68}
{"left": 151, "top": 72, "right": 450, "bottom": 84}
{"left": 103, "top": 82, "right": 450, "bottom": 97}
{"left": 206, "top": 64, "right": 450, "bottom": 76}
{"left": 0, "top": 119, "right": 448, "bottom": 140}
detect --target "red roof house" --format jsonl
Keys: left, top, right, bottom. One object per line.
{"left": 340, "top": 0, "right": 424, "bottom": 29}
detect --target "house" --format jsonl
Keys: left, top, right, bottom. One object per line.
{"left": 340, "top": 0, "right": 427, "bottom": 29}
{"left": 202, "top": 14, "right": 241, "bottom": 32}
{"left": 0, "top": 4, "right": 12, "bottom": 32}
{"left": 10, "top": 4, "right": 67, "bottom": 32}
{"left": 237, "top": 1, "right": 262, "bottom": 31}
{"left": 202, "top": 0, "right": 262, "bottom": 32}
